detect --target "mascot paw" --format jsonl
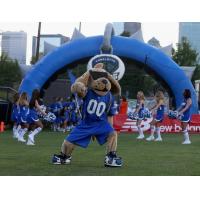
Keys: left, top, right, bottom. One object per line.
{"left": 71, "top": 82, "right": 87, "bottom": 98}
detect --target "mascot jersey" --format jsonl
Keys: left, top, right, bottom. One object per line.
{"left": 81, "top": 89, "right": 116, "bottom": 123}
{"left": 66, "top": 89, "right": 117, "bottom": 148}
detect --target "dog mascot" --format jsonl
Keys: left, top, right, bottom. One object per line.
{"left": 52, "top": 63, "right": 123, "bottom": 167}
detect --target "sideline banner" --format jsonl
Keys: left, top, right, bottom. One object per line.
{"left": 113, "top": 114, "right": 200, "bottom": 133}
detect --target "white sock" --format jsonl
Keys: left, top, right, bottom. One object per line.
{"left": 53, "top": 124, "right": 57, "bottom": 131}
{"left": 30, "top": 127, "right": 42, "bottom": 140}
{"left": 150, "top": 125, "right": 155, "bottom": 137}
{"left": 18, "top": 128, "right": 23, "bottom": 138}
{"left": 16, "top": 125, "right": 21, "bottom": 135}
{"left": 137, "top": 125, "right": 144, "bottom": 136}
{"left": 17, "top": 124, "right": 21, "bottom": 130}
{"left": 13, "top": 125, "right": 17, "bottom": 135}
{"left": 183, "top": 129, "right": 190, "bottom": 141}
{"left": 155, "top": 127, "right": 161, "bottom": 138}
{"left": 21, "top": 128, "right": 28, "bottom": 138}
{"left": 19, "top": 128, "right": 28, "bottom": 139}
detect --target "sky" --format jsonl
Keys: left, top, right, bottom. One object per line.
{"left": 0, "top": 22, "right": 179, "bottom": 64}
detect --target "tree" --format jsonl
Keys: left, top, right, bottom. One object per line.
{"left": 31, "top": 53, "right": 44, "bottom": 65}
{"left": 119, "top": 58, "right": 160, "bottom": 98}
{"left": 172, "top": 37, "right": 200, "bottom": 82}
{"left": 172, "top": 37, "right": 199, "bottom": 66}
{"left": 192, "top": 64, "right": 200, "bottom": 82}
{"left": 0, "top": 53, "right": 22, "bottom": 87}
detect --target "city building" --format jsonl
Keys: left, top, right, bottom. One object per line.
{"left": 32, "top": 34, "right": 70, "bottom": 57}
{"left": 1, "top": 31, "right": 27, "bottom": 64}
{"left": 179, "top": 22, "right": 200, "bottom": 63}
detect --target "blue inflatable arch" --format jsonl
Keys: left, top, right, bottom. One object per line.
{"left": 19, "top": 36, "right": 198, "bottom": 114}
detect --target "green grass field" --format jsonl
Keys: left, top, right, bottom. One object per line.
{"left": 1, "top": 130, "right": 200, "bottom": 176}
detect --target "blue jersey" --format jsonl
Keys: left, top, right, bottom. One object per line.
{"left": 19, "top": 105, "right": 29, "bottom": 123}
{"left": 65, "top": 101, "right": 76, "bottom": 111}
{"left": 136, "top": 100, "right": 144, "bottom": 119}
{"left": 50, "top": 102, "right": 63, "bottom": 116}
{"left": 28, "top": 99, "right": 43, "bottom": 124}
{"left": 66, "top": 90, "right": 116, "bottom": 148}
{"left": 81, "top": 89, "right": 116, "bottom": 123}
{"left": 57, "top": 102, "right": 63, "bottom": 110}
{"left": 11, "top": 103, "right": 20, "bottom": 122}
{"left": 180, "top": 98, "right": 191, "bottom": 122}
{"left": 50, "top": 103, "right": 58, "bottom": 113}
{"left": 155, "top": 104, "right": 165, "bottom": 121}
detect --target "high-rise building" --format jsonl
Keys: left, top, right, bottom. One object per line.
{"left": 179, "top": 22, "right": 200, "bottom": 62}
{"left": 32, "top": 34, "right": 70, "bottom": 57}
{"left": 1, "top": 31, "right": 27, "bottom": 64}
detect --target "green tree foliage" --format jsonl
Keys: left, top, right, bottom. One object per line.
{"left": 172, "top": 37, "right": 199, "bottom": 66}
{"left": 192, "top": 64, "right": 200, "bottom": 82}
{"left": 0, "top": 53, "right": 22, "bottom": 87}
{"left": 31, "top": 53, "right": 44, "bottom": 65}
{"left": 172, "top": 37, "right": 200, "bottom": 82}
{"left": 119, "top": 31, "right": 163, "bottom": 97}
{"left": 119, "top": 58, "right": 163, "bottom": 98}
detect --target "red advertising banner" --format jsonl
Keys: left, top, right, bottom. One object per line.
{"left": 113, "top": 114, "right": 200, "bottom": 133}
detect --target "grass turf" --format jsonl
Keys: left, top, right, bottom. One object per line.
{"left": 0, "top": 130, "right": 200, "bottom": 176}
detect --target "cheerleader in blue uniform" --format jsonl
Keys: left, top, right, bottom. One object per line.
{"left": 177, "top": 89, "right": 192, "bottom": 144}
{"left": 50, "top": 97, "right": 59, "bottom": 131}
{"left": 54, "top": 97, "right": 64, "bottom": 132}
{"left": 69, "top": 97, "right": 79, "bottom": 128}
{"left": 62, "top": 96, "right": 78, "bottom": 132}
{"left": 146, "top": 91, "right": 165, "bottom": 142}
{"left": 17, "top": 92, "right": 30, "bottom": 142}
{"left": 27, "top": 89, "right": 47, "bottom": 145}
{"left": 62, "top": 104, "right": 71, "bottom": 132}
{"left": 11, "top": 93, "right": 20, "bottom": 139}
{"left": 134, "top": 91, "right": 145, "bottom": 139}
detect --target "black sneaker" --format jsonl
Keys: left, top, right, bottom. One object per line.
{"left": 104, "top": 151, "right": 123, "bottom": 167}
{"left": 52, "top": 153, "right": 72, "bottom": 165}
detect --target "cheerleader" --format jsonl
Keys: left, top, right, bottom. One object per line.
{"left": 177, "top": 89, "right": 192, "bottom": 144}
{"left": 27, "top": 89, "right": 46, "bottom": 145}
{"left": 62, "top": 96, "right": 77, "bottom": 132}
{"left": 11, "top": 93, "right": 20, "bottom": 139}
{"left": 134, "top": 91, "right": 145, "bottom": 139}
{"left": 54, "top": 97, "right": 64, "bottom": 132}
{"left": 17, "top": 92, "right": 30, "bottom": 142}
{"left": 146, "top": 91, "right": 165, "bottom": 142}
{"left": 61, "top": 106, "right": 69, "bottom": 132}
{"left": 50, "top": 97, "right": 59, "bottom": 131}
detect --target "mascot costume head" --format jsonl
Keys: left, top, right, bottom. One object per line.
{"left": 71, "top": 63, "right": 121, "bottom": 98}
